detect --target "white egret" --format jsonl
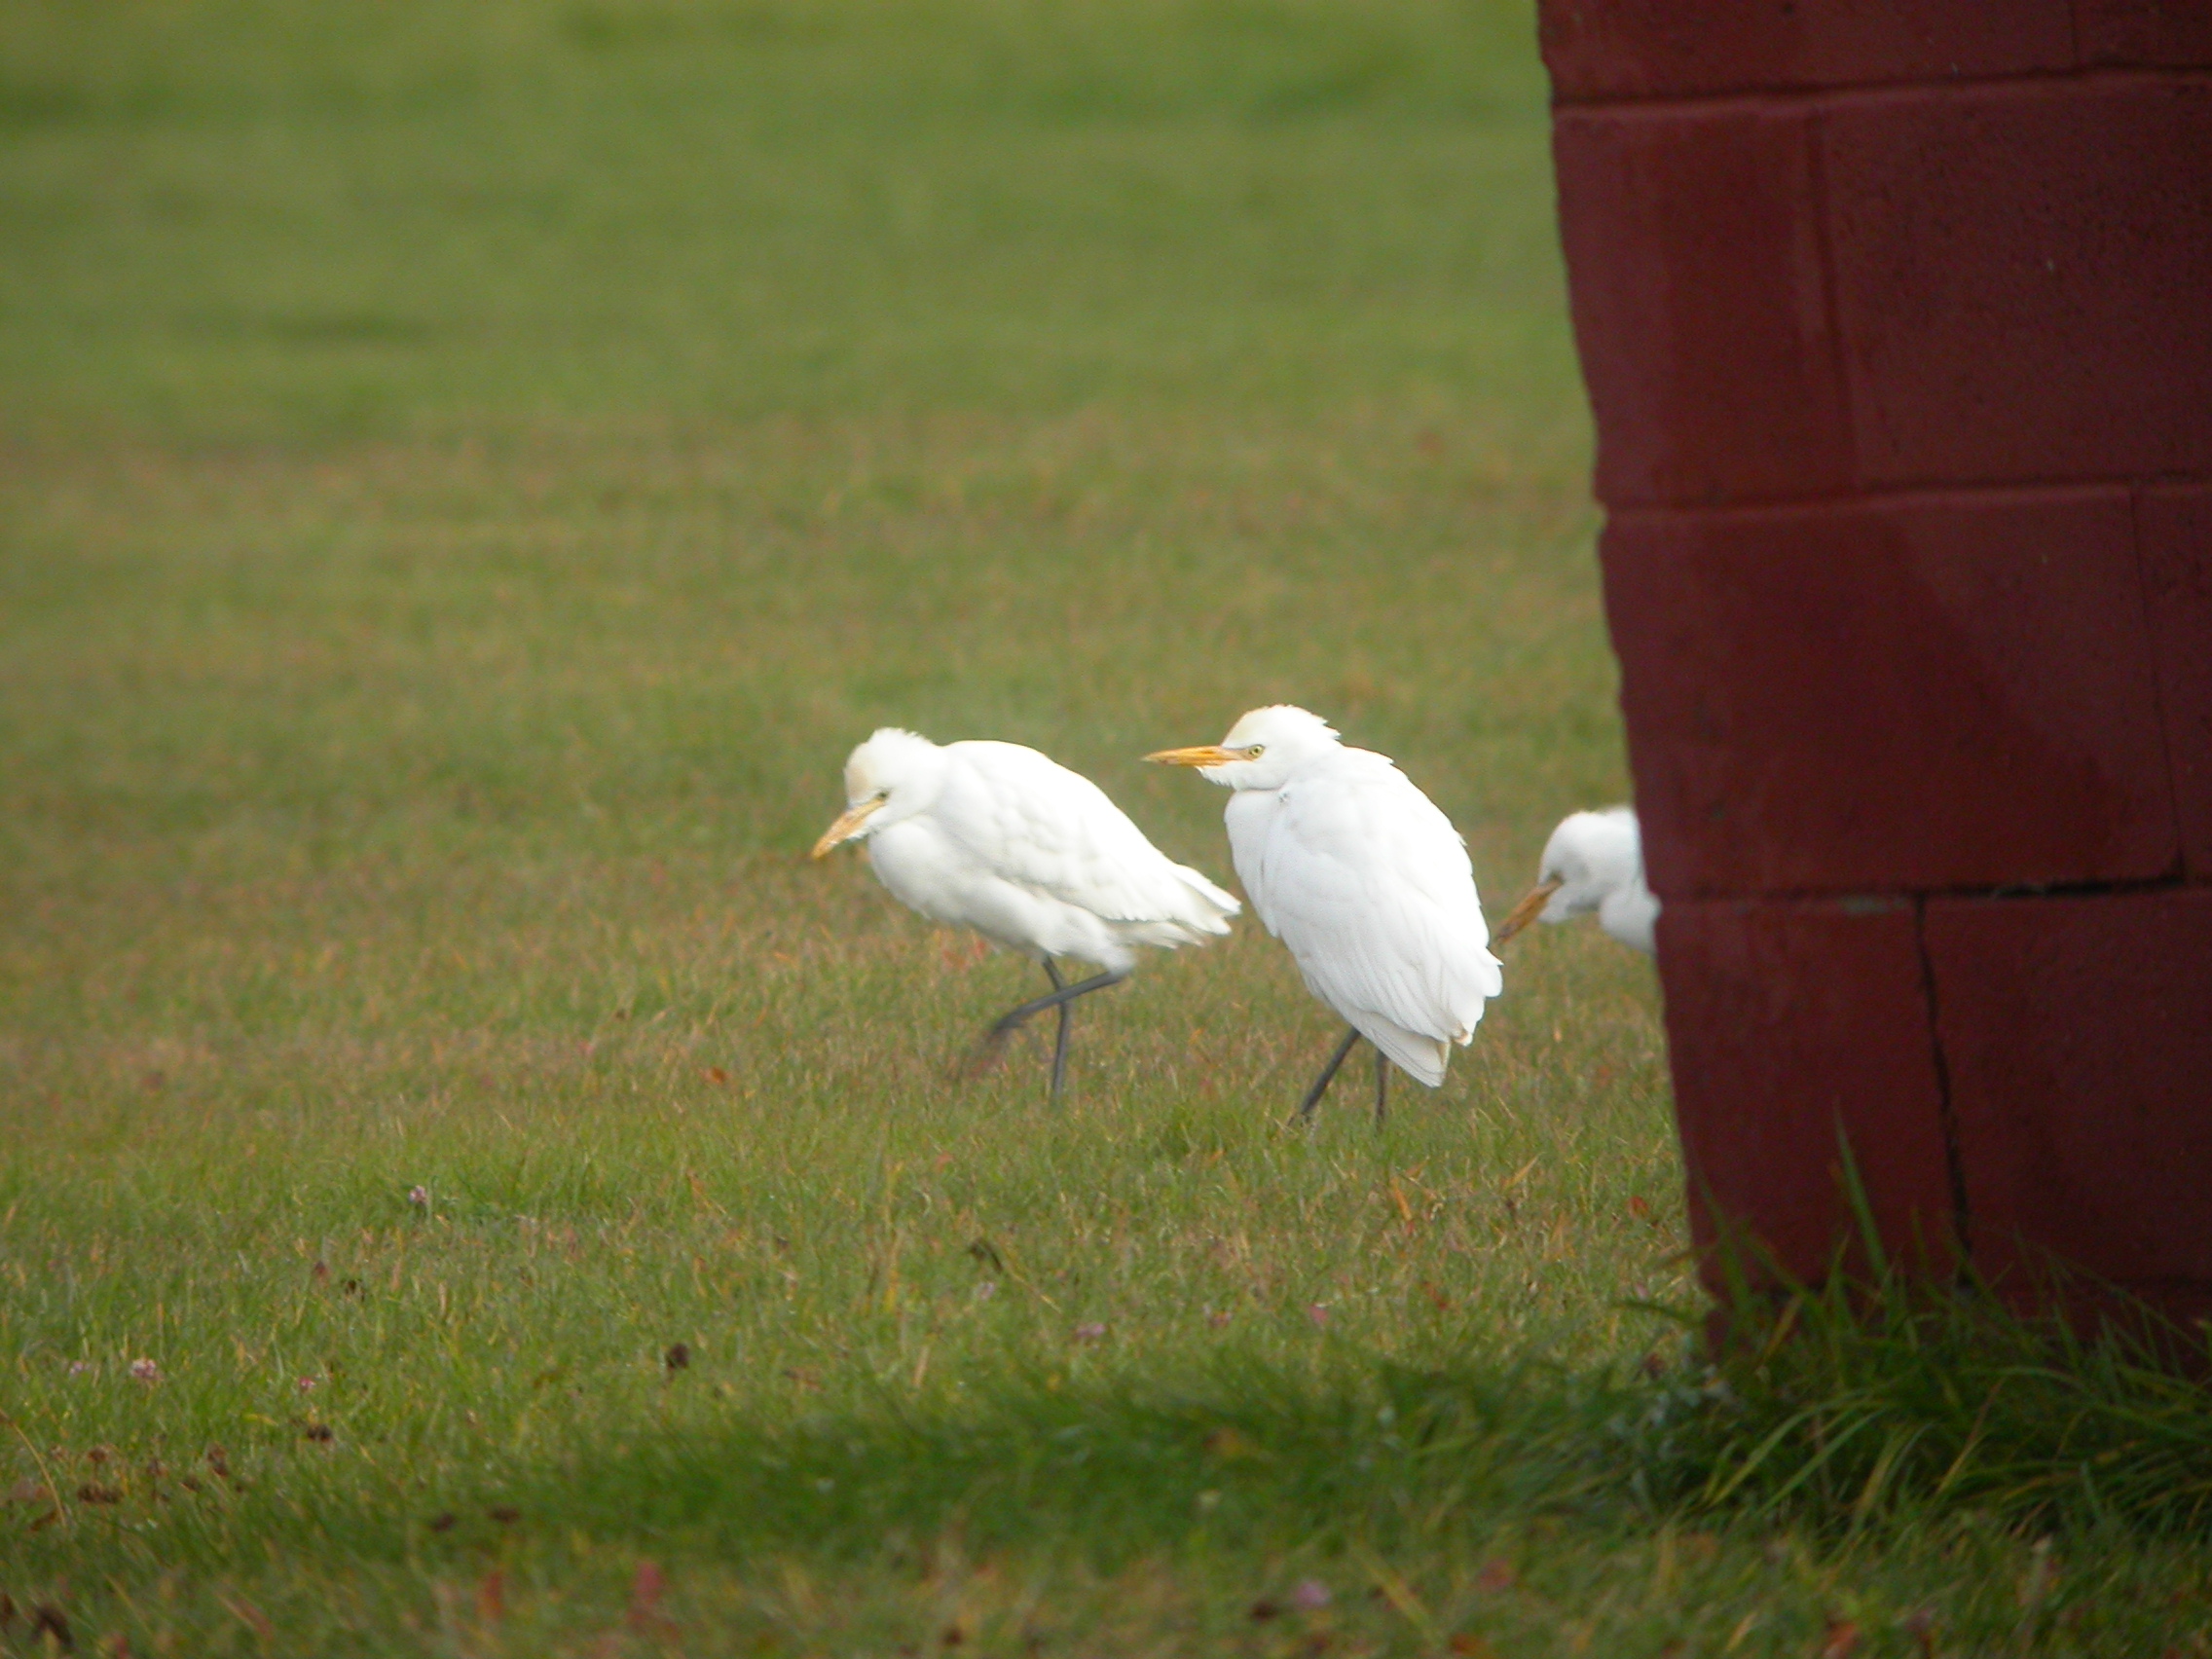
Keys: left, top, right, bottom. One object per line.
{"left": 1493, "top": 807, "right": 1658, "bottom": 956}
{"left": 1148, "top": 706, "right": 1501, "bottom": 1124}
{"left": 811, "top": 728, "right": 1238, "bottom": 1100}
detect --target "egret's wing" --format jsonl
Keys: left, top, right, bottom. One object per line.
{"left": 1257, "top": 756, "right": 1500, "bottom": 1051}
{"left": 938, "top": 742, "right": 1236, "bottom": 929}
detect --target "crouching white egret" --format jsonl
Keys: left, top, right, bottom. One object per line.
{"left": 1493, "top": 806, "right": 1658, "bottom": 956}
{"left": 811, "top": 728, "right": 1238, "bottom": 1100}
{"left": 1148, "top": 706, "right": 1501, "bottom": 1124}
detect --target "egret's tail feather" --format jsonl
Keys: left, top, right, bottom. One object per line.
{"left": 1353, "top": 1015, "right": 1449, "bottom": 1088}
{"left": 1170, "top": 862, "right": 1240, "bottom": 931}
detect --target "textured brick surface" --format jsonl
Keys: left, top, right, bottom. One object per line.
{"left": 1929, "top": 890, "right": 2212, "bottom": 1316}
{"left": 1553, "top": 107, "right": 1850, "bottom": 508}
{"left": 2077, "top": 0, "right": 2212, "bottom": 66}
{"left": 2138, "top": 485, "right": 2212, "bottom": 881}
{"left": 1539, "top": 0, "right": 2212, "bottom": 1330}
{"left": 1541, "top": 0, "right": 2074, "bottom": 102}
{"left": 1604, "top": 493, "right": 2178, "bottom": 897}
{"left": 1825, "top": 79, "right": 2212, "bottom": 488}
{"left": 1658, "top": 900, "right": 1958, "bottom": 1287}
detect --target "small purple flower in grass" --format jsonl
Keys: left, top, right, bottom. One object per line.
{"left": 1291, "top": 1579, "right": 1332, "bottom": 1611}
{"left": 1307, "top": 1304, "right": 1330, "bottom": 1328}
{"left": 297, "top": 1376, "right": 318, "bottom": 1394}
{"left": 130, "top": 1358, "right": 161, "bottom": 1382}
{"left": 408, "top": 1185, "right": 430, "bottom": 1208}
{"left": 1074, "top": 1322, "right": 1106, "bottom": 1342}
{"left": 68, "top": 1360, "right": 92, "bottom": 1377}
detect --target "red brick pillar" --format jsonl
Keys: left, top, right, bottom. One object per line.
{"left": 1538, "top": 3, "right": 2212, "bottom": 1326}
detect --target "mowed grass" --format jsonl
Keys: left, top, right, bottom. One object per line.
{"left": 3, "top": 1, "right": 2209, "bottom": 1652}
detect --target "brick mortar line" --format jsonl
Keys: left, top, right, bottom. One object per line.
{"left": 1602, "top": 474, "right": 2212, "bottom": 525}
{"left": 1550, "top": 62, "right": 2212, "bottom": 119}
{"left": 1654, "top": 875, "right": 2203, "bottom": 907}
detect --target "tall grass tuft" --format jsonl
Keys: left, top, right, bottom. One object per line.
{"left": 1624, "top": 1173, "right": 2212, "bottom": 1537}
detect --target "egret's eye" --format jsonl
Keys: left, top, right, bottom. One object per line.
{"left": 1243, "top": 744, "right": 1265, "bottom": 758}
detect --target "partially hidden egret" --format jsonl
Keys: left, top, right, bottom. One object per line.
{"left": 811, "top": 728, "right": 1238, "bottom": 1100}
{"left": 1148, "top": 706, "right": 1501, "bottom": 1124}
{"left": 1492, "top": 806, "right": 1658, "bottom": 956}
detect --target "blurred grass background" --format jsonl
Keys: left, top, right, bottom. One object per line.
{"left": 3, "top": 0, "right": 2204, "bottom": 1653}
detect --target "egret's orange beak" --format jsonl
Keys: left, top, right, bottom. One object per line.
{"left": 1493, "top": 878, "right": 1564, "bottom": 944}
{"left": 810, "top": 796, "right": 886, "bottom": 860}
{"left": 1146, "top": 745, "right": 1239, "bottom": 768}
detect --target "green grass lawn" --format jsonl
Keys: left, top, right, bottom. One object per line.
{"left": 3, "top": 1, "right": 2208, "bottom": 1652}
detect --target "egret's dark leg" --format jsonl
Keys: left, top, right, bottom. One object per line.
{"left": 1293, "top": 1025, "right": 1363, "bottom": 1123}
{"left": 1374, "top": 1047, "right": 1389, "bottom": 1127}
{"left": 975, "top": 962, "right": 1129, "bottom": 1100}
{"left": 1044, "top": 960, "right": 1072, "bottom": 1102}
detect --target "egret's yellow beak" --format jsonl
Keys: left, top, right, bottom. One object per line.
{"left": 1493, "top": 878, "right": 1564, "bottom": 945}
{"left": 1146, "top": 744, "right": 1239, "bottom": 768}
{"left": 810, "top": 796, "right": 886, "bottom": 860}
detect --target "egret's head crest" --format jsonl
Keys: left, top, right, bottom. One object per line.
{"left": 843, "top": 727, "right": 943, "bottom": 806}
{"left": 1219, "top": 705, "right": 1339, "bottom": 754}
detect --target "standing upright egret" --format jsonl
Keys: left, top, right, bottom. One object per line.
{"left": 1492, "top": 807, "right": 1658, "bottom": 956}
{"left": 1148, "top": 706, "right": 1501, "bottom": 1124}
{"left": 811, "top": 728, "right": 1238, "bottom": 1101}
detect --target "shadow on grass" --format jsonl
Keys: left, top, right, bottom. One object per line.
{"left": 462, "top": 1263, "right": 2212, "bottom": 1571}
{"left": 16, "top": 1268, "right": 2210, "bottom": 1659}
{"left": 470, "top": 1348, "right": 1641, "bottom": 1568}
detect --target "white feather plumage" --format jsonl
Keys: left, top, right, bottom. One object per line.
{"left": 1497, "top": 806, "right": 1658, "bottom": 957}
{"left": 1160, "top": 706, "right": 1501, "bottom": 1088}
{"left": 848, "top": 732, "right": 1237, "bottom": 973}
